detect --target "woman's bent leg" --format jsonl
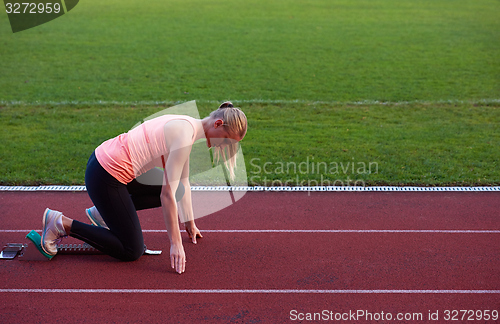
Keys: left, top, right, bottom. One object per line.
{"left": 126, "top": 179, "right": 162, "bottom": 211}
{"left": 127, "top": 169, "right": 184, "bottom": 210}
{"left": 71, "top": 152, "right": 144, "bottom": 261}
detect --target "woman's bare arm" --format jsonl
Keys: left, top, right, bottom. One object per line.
{"left": 161, "top": 120, "right": 194, "bottom": 274}
{"left": 177, "top": 157, "right": 203, "bottom": 243}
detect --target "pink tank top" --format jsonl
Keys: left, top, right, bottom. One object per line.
{"left": 95, "top": 115, "right": 198, "bottom": 184}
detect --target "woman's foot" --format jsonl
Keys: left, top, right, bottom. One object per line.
{"left": 85, "top": 206, "right": 109, "bottom": 229}
{"left": 41, "top": 208, "right": 68, "bottom": 256}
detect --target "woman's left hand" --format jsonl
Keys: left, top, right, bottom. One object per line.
{"left": 170, "top": 242, "right": 186, "bottom": 274}
{"left": 185, "top": 222, "right": 203, "bottom": 244}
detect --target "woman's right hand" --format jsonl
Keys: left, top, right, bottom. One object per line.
{"left": 185, "top": 221, "right": 203, "bottom": 244}
{"left": 170, "top": 243, "right": 186, "bottom": 274}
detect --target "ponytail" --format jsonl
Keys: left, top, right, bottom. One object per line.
{"left": 209, "top": 101, "right": 247, "bottom": 181}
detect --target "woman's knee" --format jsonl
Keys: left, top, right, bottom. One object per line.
{"left": 121, "top": 253, "right": 142, "bottom": 262}
{"left": 120, "top": 244, "right": 144, "bottom": 261}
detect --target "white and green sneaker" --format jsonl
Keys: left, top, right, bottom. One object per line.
{"left": 41, "top": 208, "right": 67, "bottom": 256}
{"left": 85, "top": 206, "right": 109, "bottom": 230}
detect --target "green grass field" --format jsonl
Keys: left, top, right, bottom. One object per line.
{"left": 1, "top": 0, "right": 499, "bottom": 186}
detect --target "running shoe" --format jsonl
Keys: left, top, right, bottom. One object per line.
{"left": 85, "top": 206, "right": 109, "bottom": 229}
{"left": 41, "top": 208, "right": 67, "bottom": 256}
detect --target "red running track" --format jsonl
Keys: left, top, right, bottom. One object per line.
{"left": 0, "top": 191, "right": 499, "bottom": 323}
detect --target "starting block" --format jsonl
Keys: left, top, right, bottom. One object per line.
{"left": 0, "top": 230, "right": 162, "bottom": 261}
{"left": 0, "top": 243, "right": 24, "bottom": 259}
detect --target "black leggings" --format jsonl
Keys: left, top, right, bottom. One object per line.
{"left": 70, "top": 151, "right": 177, "bottom": 261}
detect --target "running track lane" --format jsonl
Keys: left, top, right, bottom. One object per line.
{"left": 0, "top": 191, "right": 499, "bottom": 323}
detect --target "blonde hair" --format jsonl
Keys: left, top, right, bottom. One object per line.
{"left": 209, "top": 101, "right": 247, "bottom": 181}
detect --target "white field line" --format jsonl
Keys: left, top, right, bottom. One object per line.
{"left": 1, "top": 99, "right": 499, "bottom": 106}
{"left": 0, "top": 289, "right": 499, "bottom": 294}
{"left": 1, "top": 229, "right": 499, "bottom": 234}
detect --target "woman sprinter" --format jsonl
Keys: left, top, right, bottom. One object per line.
{"left": 40, "top": 102, "right": 247, "bottom": 274}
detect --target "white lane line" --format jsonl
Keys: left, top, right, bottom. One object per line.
{"left": 187, "top": 230, "right": 500, "bottom": 234}
{"left": 1, "top": 229, "right": 499, "bottom": 234}
{"left": 0, "top": 289, "right": 499, "bottom": 294}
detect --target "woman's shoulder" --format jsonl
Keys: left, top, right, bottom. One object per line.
{"left": 163, "top": 118, "right": 195, "bottom": 146}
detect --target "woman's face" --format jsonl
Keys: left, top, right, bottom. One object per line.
{"left": 206, "top": 119, "right": 244, "bottom": 148}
